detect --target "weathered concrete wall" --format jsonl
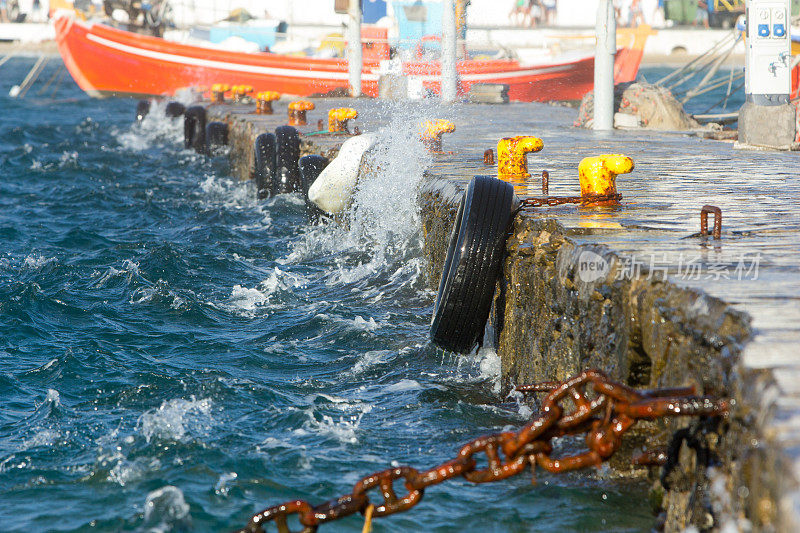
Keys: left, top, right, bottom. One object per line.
{"left": 417, "top": 177, "right": 795, "bottom": 532}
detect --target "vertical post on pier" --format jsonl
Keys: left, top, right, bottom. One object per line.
{"left": 347, "top": 0, "right": 363, "bottom": 97}
{"left": 593, "top": 0, "right": 616, "bottom": 131}
{"left": 441, "top": 0, "right": 458, "bottom": 103}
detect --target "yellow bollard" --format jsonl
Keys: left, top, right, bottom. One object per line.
{"left": 496, "top": 136, "right": 544, "bottom": 179}
{"left": 288, "top": 100, "right": 315, "bottom": 126}
{"left": 577, "top": 154, "right": 633, "bottom": 206}
{"left": 328, "top": 107, "right": 358, "bottom": 132}
{"left": 255, "top": 91, "right": 281, "bottom": 114}
{"left": 211, "top": 83, "right": 230, "bottom": 103}
{"left": 232, "top": 84, "right": 253, "bottom": 102}
{"left": 420, "top": 119, "right": 455, "bottom": 152}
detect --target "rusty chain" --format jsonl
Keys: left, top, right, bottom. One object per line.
{"left": 518, "top": 192, "right": 623, "bottom": 209}
{"left": 235, "top": 370, "right": 727, "bottom": 533}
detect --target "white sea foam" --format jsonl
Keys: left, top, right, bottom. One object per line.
{"left": 137, "top": 397, "right": 213, "bottom": 443}
{"left": 384, "top": 379, "right": 424, "bottom": 393}
{"left": 297, "top": 408, "right": 369, "bottom": 445}
{"left": 23, "top": 254, "right": 55, "bottom": 269}
{"left": 143, "top": 485, "right": 191, "bottom": 532}
{"left": 115, "top": 99, "right": 184, "bottom": 151}
{"left": 225, "top": 268, "right": 308, "bottom": 315}
{"left": 44, "top": 388, "right": 61, "bottom": 407}
{"left": 349, "top": 349, "right": 392, "bottom": 376}
{"left": 214, "top": 472, "right": 238, "bottom": 496}
{"left": 129, "top": 279, "right": 189, "bottom": 310}
{"left": 22, "top": 429, "right": 60, "bottom": 449}
{"left": 108, "top": 456, "right": 161, "bottom": 487}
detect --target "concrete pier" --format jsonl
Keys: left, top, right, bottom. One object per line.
{"left": 206, "top": 97, "right": 800, "bottom": 531}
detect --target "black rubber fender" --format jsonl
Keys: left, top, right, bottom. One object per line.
{"left": 206, "top": 121, "right": 229, "bottom": 149}
{"left": 165, "top": 102, "right": 186, "bottom": 118}
{"left": 299, "top": 155, "right": 329, "bottom": 222}
{"left": 429, "top": 176, "right": 516, "bottom": 354}
{"left": 254, "top": 133, "right": 276, "bottom": 200}
{"left": 184, "top": 106, "right": 206, "bottom": 153}
{"left": 273, "top": 125, "right": 301, "bottom": 195}
{"left": 136, "top": 100, "right": 150, "bottom": 121}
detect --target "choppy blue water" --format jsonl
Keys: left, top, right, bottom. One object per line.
{"left": 0, "top": 57, "right": 656, "bottom": 532}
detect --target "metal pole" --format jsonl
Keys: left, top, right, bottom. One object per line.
{"left": 593, "top": 0, "right": 616, "bottom": 131}
{"left": 441, "top": 0, "right": 458, "bottom": 102}
{"left": 347, "top": 0, "right": 362, "bottom": 97}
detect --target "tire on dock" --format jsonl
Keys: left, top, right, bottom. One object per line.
{"left": 184, "top": 106, "right": 207, "bottom": 153}
{"left": 136, "top": 100, "right": 150, "bottom": 121}
{"left": 430, "top": 176, "right": 516, "bottom": 354}
{"left": 273, "top": 125, "right": 301, "bottom": 195}
{"left": 206, "top": 121, "right": 229, "bottom": 149}
{"left": 299, "top": 155, "right": 329, "bottom": 222}
{"left": 165, "top": 102, "right": 186, "bottom": 118}
{"left": 254, "top": 133, "right": 276, "bottom": 200}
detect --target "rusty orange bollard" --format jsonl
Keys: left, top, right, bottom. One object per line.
{"left": 288, "top": 100, "right": 315, "bottom": 126}
{"left": 483, "top": 149, "right": 494, "bottom": 166}
{"left": 700, "top": 205, "right": 722, "bottom": 239}
{"left": 541, "top": 170, "right": 549, "bottom": 195}
{"left": 232, "top": 84, "right": 253, "bottom": 102}
{"left": 496, "top": 136, "right": 544, "bottom": 179}
{"left": 420, "top": 120, "right": 455, "bottom": 152}
{"left": 577, "top": 154, "right": 634, "bottom": 206}
{"left": 328, "top": 108, "right": 358, "bottom": 133}
{"left": 211, "top": 83, "right": 230, "bottom": 103}
{"left": 255, "top": 91, "right": 281, "bottom": 114}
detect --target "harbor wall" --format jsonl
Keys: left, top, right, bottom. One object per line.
{"left": 211, "top": 106, "right": 796, "bottom": 532}
{"left": 419, "top": 177, "right": 795, "bottom": 532}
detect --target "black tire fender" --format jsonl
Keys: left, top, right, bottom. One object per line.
{"left": 429, "top": 176, "right": 516, "bottom": 353}
{"left": 299, "top": 155, "right": 329, "bottom": 222}
{"left": 184, "top": 106, "right": 206, "bottom": 153}
{"left": 254, "top": 133, "right": 276, "bottom": 200}
{"left": 273, "top": 125, "right": 301, "bottom": 195}
{"left": 205, "top": 121, "right": 229, "bottom": 149}
{"left": 136, "top": 100, "right": 150, "bottom": 122}
{"left": 165, "top": 102, "right": 186, "bottom": 118}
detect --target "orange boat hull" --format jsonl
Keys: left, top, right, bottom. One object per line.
{"left": 55, "top": 16, "right": 643, "bottom": 102}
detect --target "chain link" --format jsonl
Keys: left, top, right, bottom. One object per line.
{"left": 234, "top": 370, "right": 727, "bottom": 533}
{"left": 519, "top": 193, "right": 623, "bottom": 209}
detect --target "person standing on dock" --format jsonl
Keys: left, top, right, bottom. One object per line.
{"left": 693, "top": 0, "right": 710, "bottom": 29}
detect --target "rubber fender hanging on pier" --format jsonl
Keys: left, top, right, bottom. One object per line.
{"left": 273, "top": 126, "right": 301, "bottom": 195}
{"left": 206, "top": 121, "right": 229, "bottom": 149}
{"left": 136, "top": 100, "right": 150, "bottom": 121}
{"left": 430, "top": 176, "right": 516, "bottom": 354}
{"left": 184, "top": 106, "right": 207, "bottom": 153}
{"left": 307, "top": 134, "right": 377, "bottom": 215}
{"left": 165, "top": 102, "right": 186, "bottom": 118}
{"left": 299, "top": 155, "right": 329, "bottom": 223}
{"left": 254, "top": 133, "right": 276, "bottom": 200}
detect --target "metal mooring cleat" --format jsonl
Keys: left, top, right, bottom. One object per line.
{"left": 210, "top": 83, "right": 230, "bottom": 103}
{"left": 577, "top": 154, "right": 634, "bottom": 206}
{"left": 483, "top": 148, "right": 495, "bottom": 166}
{"left": 420, "top": 120, "right": 455, "bottom": 152}
{"left": 288, "top": 100, "right": 315, "bottom": 126}
{"left": 255, "top": 91, "right": 280, "bottom": 114}
{"left": 232, "top": 84, "right": 253, "bottom": 102}
{"left": 328, "top": 108, "right": 358, "bottom": 133}
{"left": 497, "top": 136, "right": 544, "bottom": 179}
{"left": 700, "top": 205, "right": 722, "bottom": 239}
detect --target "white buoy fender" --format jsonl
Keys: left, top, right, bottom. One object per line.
{"left": 307, "top": 134, "right": 376, "bottom": 214}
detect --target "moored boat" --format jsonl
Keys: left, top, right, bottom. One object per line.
{"left": 54, "top": 14, "right": 646, "bottom": 102}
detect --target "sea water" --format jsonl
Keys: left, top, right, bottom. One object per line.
{"left": 0, "top": 57, "right": 656, "bottom": 531}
